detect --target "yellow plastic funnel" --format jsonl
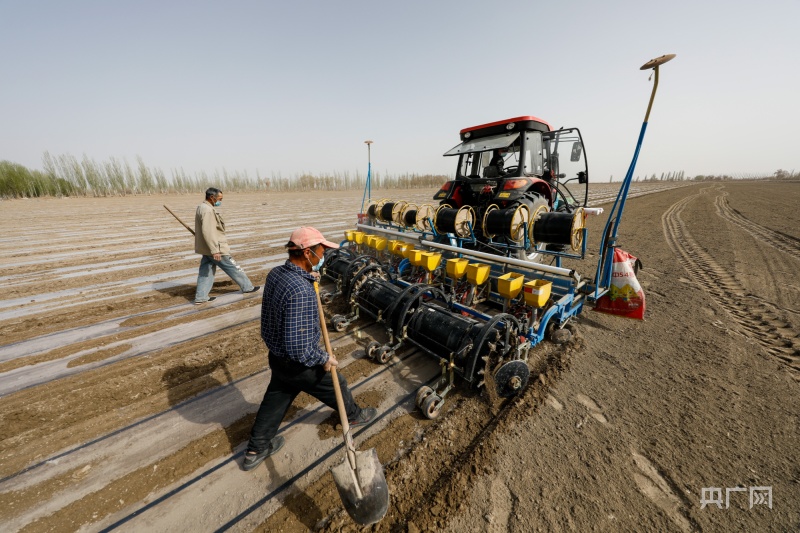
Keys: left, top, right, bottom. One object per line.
{"left": 397, "top": 243, "right": 414, "bottom": 257}
{"left": 406, "top": 249, "right": 423, "bottom": 264}
{"left": 523, "top": 279, "right": 552, "bottom": 308}
{"left": 446, "top": 258, "right": 469, "bottom": 280}
{"left": 417, "top": 252, "right": 442, "bottom": 272}
{"left": 497, "top": 272, "right": 525, "bottom": 299}
{"left": 466, "top": 263, "right": 490, "bottom": 286}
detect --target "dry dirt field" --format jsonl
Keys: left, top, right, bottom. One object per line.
{"left": 1, "top": 181, "right": 798, "bottom": 532}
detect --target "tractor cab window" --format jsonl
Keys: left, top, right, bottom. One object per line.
{"left": 542, "top": 128, "right": 588, "bottom": 208}
{"left": 523, "top": 131, "right": 544, "bottom": 176}
{"left": 501, "top": 138, "right": 521, "bottom": 172}
{"left": 455, "top": 152, "right": 481, "bottom": 179}
{"left": 443, "top": 132, "right": 520, "bottom": 179}
{"left": 542, "top": 128, "right": 586, "bottom": 181}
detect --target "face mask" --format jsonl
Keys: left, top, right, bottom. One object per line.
{"left": 214, "top": 200, "right": 222, "bottom": 207}
{"left": 309, "top": 249, "right": 325, "bottom": 272}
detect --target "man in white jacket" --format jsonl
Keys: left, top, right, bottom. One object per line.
{"left": 193, "top": 187, "right": 260, "bottom": 304}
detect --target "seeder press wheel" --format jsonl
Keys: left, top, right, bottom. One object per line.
{"left": 365, "top": 341, "right": 393, "bottom": 364}
{"left": 331, "top": 315, "right": 348, "bottom": 333}
{"left": 415, "top": 386, "right": 434, "bottom": 407}
{"left": 415, "top": 385, "right": 443, "bottom": 419}
{"left": 366, "top": 341, "right": 381, "bottom": 359}
{"left": 320, "top": 291, "right": 334, "bottom": 305}
{"left": 375, "top": 346, "right": 393, "bottom": 364}
{"left": 421, "top": 393, "right": 443, "bottom": 419}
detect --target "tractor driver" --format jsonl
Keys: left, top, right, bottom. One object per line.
{"left": 483, "top": 148, "right": 507, "bottom": 178}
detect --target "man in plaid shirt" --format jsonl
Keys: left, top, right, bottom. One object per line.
{"left": 243, "top": 227, "right": 377, "bottom": 471}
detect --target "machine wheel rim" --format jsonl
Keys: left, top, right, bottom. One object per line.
{"left": 421, "top": 394, "right": 442, "bottom": 419}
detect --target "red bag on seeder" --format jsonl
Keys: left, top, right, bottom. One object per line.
{"left": 595, "top": 248, "right": 646, "bottom": 320}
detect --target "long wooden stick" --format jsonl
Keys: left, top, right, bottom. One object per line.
{"left": 315, "top": 282, "right": 363, "bottom": 499}
{"left": 163, "top": 205, "right": 195, "bottom": 235}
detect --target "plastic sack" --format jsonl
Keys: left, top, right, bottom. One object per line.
{"left": 594, "top": 248, "right": 645, "bottom": 320}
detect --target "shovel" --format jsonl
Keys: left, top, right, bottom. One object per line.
{"left": 314, "top": 283, "right": 389, "bottom": 525}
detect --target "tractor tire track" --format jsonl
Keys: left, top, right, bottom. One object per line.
{"left": 662, "top": 191, "right": 800, "bottom": 381}
{"left": 714, "top": 191, "right": 800, "bottom": 261}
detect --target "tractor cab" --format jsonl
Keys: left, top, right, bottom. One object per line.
{"left": 435, "top": 116, "right": 588, "bottom": 213}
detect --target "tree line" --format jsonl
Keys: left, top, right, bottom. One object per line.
{"left": 0, "top": 153, "right": 450, "bottom": 198}
{"left": 2, "top": 153, "right": 796, "bottom": 199}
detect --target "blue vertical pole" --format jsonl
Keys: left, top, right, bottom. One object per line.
{"left": 593, "top": 54, "right": 675, "bottom": 298}
{"left": 361, "top": 140, "right": 373, "bottom": 214}
{"left": 368, "top": 144, "right": 372, "bottom": 202}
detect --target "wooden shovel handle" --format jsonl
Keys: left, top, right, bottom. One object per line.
{"left": 163, "top": 205, "right": 195, "bottom": 236}
{"left": 314, "top": 283, "right": 358, "bottom": 466}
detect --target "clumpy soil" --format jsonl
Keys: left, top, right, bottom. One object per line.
{"left": 1, "top": 182, "right": 798, "bottom": 532}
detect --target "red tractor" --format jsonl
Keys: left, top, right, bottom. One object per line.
{"left": 433, "top": 116, "right": 588, "bottom": 258}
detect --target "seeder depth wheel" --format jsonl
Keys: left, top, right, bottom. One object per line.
{"left": 421, "top": 393, "right": 442, "bottom": 419}
{"left": 375, "top": 346, "right": 393, "bottom": 364}
{"left": 331, "top": 315, "right": 347, "bottom": 333}
{"left": 415, "top": 386, "right": 434, "bottom": 408}
{"left": 366, "top": 341, "right": 381, "bottom": 359}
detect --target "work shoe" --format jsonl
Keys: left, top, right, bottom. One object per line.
{"left": 193, "top": 296, "right": 217, "bottom": 305}
{"left": 348, "top": 407, "right": 377, "bottom": 428}
{"left": 242, "top": 435, "right": 285, "bottom": 471}
{"left": 243, "top": 285, "right": 261, "bottom": 294}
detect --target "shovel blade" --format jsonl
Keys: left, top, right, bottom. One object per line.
{"left": 330, "top": 448, "right": 389, "bottom": 525}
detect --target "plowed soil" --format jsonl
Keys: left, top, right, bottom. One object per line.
{"left": 1, "top": 181, "right": 798, "bottom": 532}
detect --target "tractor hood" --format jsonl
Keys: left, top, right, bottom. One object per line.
{"left": 443, "top": 132, "right": 520, "bottom": 157}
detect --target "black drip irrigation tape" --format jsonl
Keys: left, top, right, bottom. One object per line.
{"left": 93, "top": 349, "right": 430, "bottom": 532}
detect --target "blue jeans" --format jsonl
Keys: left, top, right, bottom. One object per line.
{"left": 194, "top": 255, "right": 254, "bottom": 302}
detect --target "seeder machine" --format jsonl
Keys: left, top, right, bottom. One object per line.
{"left": 322, "top": 55, "right": 674, "bottom": 419}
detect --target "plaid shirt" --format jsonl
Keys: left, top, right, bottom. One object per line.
{"left": 260, "top": 260, "right": 328, "bottom": 367}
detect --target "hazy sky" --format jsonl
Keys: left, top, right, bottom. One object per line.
{"left": 2, "top": 0, "right": 797, "bottom": 182}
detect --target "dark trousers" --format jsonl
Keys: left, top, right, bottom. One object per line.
{"left": 246, "top": 354, "right": 360, "bottom": 453}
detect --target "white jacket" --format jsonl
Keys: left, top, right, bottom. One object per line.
{"left": 194, "top": 202, "right": 230, "bottom": 256}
